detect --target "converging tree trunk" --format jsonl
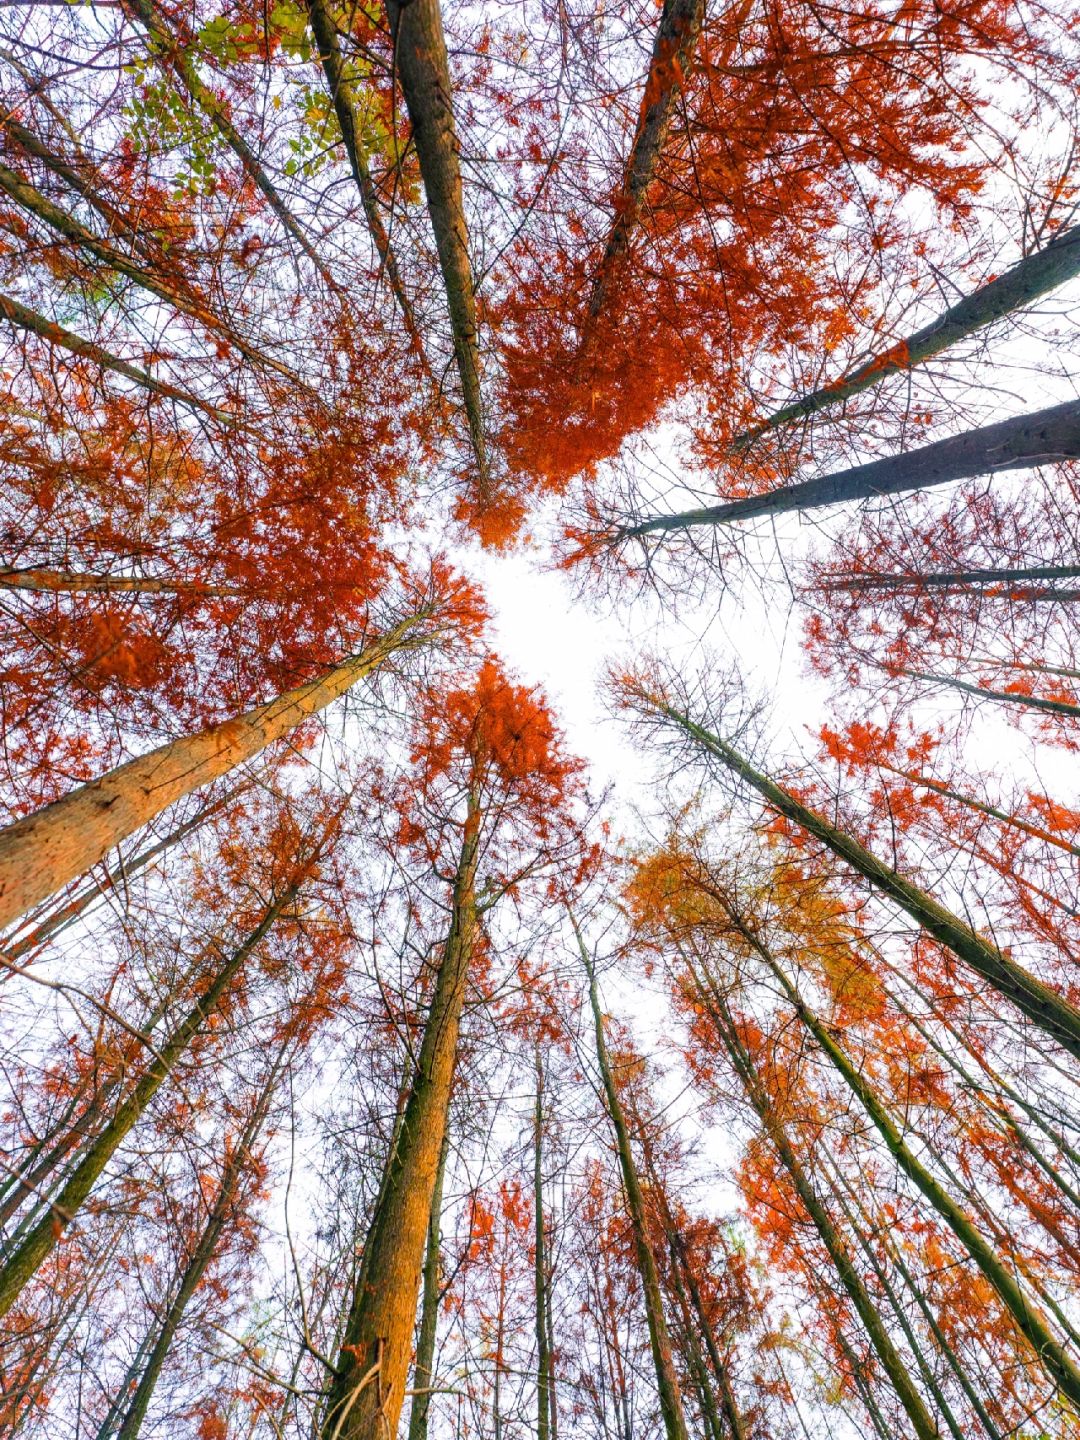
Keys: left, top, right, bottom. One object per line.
{"left": 0, "top": 616, "right": 425, "bottom": 931}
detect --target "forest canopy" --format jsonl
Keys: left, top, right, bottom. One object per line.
{"left": 0, "top": 2, "right": 1078, "bottom": 1439}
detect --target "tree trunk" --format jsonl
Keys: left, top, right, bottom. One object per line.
{"left": 0, "top": 883, "right": 297, "bottom": 1318}
{"left": 574, "top": 916, "right": 691, "bottom": 1440}
{"left": 897, "top": 667, "right": 1080, "bottom": 719}
{"left": 822, "top": 562, "right": 1080, "bottom": 594}
{"left": 731, "top": 225, "right": 1080, "bottom": 448}
{"left": 729, "top": 907, "right": 1080, "bottom": 1413}
{"left": 533, "top": 1049, "right": 552, "bottom": 1440}
{"left": 406, "top": 1124, "right": 450, "bottom": 1440}
{"left": 0, "top": 290, "right": 233, "bottom": 423}
{"left": 649, "top": 696, "right": 1080, "bottom": 1062}
{"left": 623, "top": 399, "right": 1080, "bottom": 536}
{"left": 585, "top": 0, "right": 706, "bottom": 321}
{"left": 686, "top": 955, "right": 941, "bottom": 1440}
{"left": 0, "top": 567, "right": 244, "bottom": 597}
{"left": 384, "top": 0, "right": 488, "bottom": 492}
{"left": 321, "top": 792, "right": 480, "bottom": 1440}
{"left": 0, "top": 615, "right": 424, "bottom": 930}
{"left": 305, "top": 0, "right": 428, "bottom": 366}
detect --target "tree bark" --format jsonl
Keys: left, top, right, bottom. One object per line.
{"left": 0, "top": 616, "right": 424, "bottom": 931}
{"left": 384, "top": 0, "right": 488, "bottom": 492}
{"left": 406, "top": 1123, "right": 450, "bottom": 1440}
{"left": 897, "top": 667, "right": 1080, "bottom": 720}
{"left": 0, "top": 884, "right": 297, "bottom": 1319}
{"left": 623, "top": 400, "right": 1080, "bottom": 536}
{"left": 731, "top": 225, "right": 1080, "bottom": 448}
{"left": 321, "top": 791, "right": 480, "bottom": 1440}
{"left": 574, "top": 916, "right": 691, "bottom": 1440}
{"left": 822, "top": 562, "right": 1080, "bottom": 594}
{"left": 0, "top": 567, "right": 244, "bottom": 597}
{"left": 533, "top": 1050, "right": 552, "bottom": 1440}
{"left": 649, "top": 696, "right": 1080, "bottom": 1062}
{"left": 585, "top": 0, "right": 706, "bottom": 321}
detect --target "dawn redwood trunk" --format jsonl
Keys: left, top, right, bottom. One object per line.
{"left": 687, "top": 955, "right": 941, "bottom": 1440}
{"left": 585, "top": 0, "right": 706, "bottom": 321}
{"left": 321, "top": 791, "right": 481, "bottom": 1440}
{"left": 575, "top": 918, "right": 690, "bottom": 1440}
{"left": 103, "top": 1052, "right": 282, "bottom": 1440}
{"left": 622, "top": 400, "right": 1080, "bottom": 536}
{"left": 648, "top": 696, "right": 1080, "bottom": 1062}
{"left": 533, "top": 1050, "right": 552, "bottom": 1440}
{"left": 0, "top": 884, "right": 297, "bottom": 1319}
{"left": 822, "top": 562, "right": 1080, "bottom": 594}
{"left": 0, "top": 617, "right": 423, "bottom": 931}
{"left": 384, "top": 0, "right": 488, "bottom": 491}
{"left": 0, "top": 291, "right": 232, "bottom": 423}
{"left": 406, "top": 1125, "right": 450, "bottom": 1440}
{"left": 0, "top": 568, "right": 244, "bottom": 597}
{"left": 898, "top": 667, "right": 1080, "bottom": 719}
{"left": 305, "top": 0, "right": 427, "bottom": 365}
{"left": 732, "top": 225, "right": 1080, "bottom": 449}
{"left": 738, "top": 914, "right": 1080, "bottom": 1412}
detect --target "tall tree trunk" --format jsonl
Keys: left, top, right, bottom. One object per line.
{"left": 384, "top": 0, "right": 488, "bottom": 493}
{"left": 573, "top": 916, "right": 690, "bottom": 1440}
{"left": 406, "top": 1124, "right": 450, "bottom": 1440}
{"left": 622, "top": 400, "right": 1080, "bottom": 537}
{"left": 0, "top": 882, "right": 299, "bottom": 1318}
{"left": 0, "top": 568, "right": 244, "bottom": 597}
{"left": 0, "top": 290, "right": 233, "bottom": 423}
{"left": 321, "top": 791, "right": 481, "bottom": 1440}
{"left": 0, "top": 615, "right": 424, "bottom": 930}
{"left": 821, "top": 562, "right": 1080, "bottom": 594}
{"left": 533, "top": 1049, "right": 552, "bottom": 1440}
{"left": 685, "top": 953, "right": 941, "bottom": 1440}
{"left": 647, "top": 695, "right": 1080, "bottom": 1061}
{"left": 731, "top": 225, "right": 1080, "bottom": 449}
{"left": 896, "top": 666, "right": 1080, "bottom": 719}
{"left": 99, "top": 1049, "right": 284, "bottom": 1440}
{"left": 723, "top": 903, "right": 1080, "bottom": 1413}
{"left": 304, "top": 0, "right": 428, "bottom": 366}
{"left": 585, "top": 0, "right": 706, "bottom": 321}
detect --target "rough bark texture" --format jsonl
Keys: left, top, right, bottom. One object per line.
{"left": 0, "top": 890, "right": 294, "bottom": 1319}
{"left": 658, "top": 701, "right": 1080, "bottom": 1062}
{"left": 321, "top": 795, "right": 480, "bottom": 1440}
{"left": 732, "top": 225, "right": 1080, "bottom": 448}
{"left": 692, "top": 962, "right": 941, "bottom": 1440}
{"left": 585, "top": 0, "right": 706, "bottom": 320}
{"left": 0, "top": 290, "right": 232, "bottom": 422}
{"left": 577, "top": 922, "right": 690, "bottom": 1440}
{"left": 0, "top": 568, "right": 243, "bottom": 596}
{"left": 0, "top": 618, "right": 421, "bottom": 930}
{"left": 305, "top": 0, "right": 427, "bottom": 364}
{"left": 406, "top": 1124, "right": 450, "bottom": 1440}
{"left": 625, "top": 399, "right": 1080, "bottom": 536}
{"left": 384, "top": 0, "right": 488, "bottom": 492}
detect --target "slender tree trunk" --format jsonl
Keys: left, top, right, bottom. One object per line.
{"left": 731, "top": 225, "right": 1080, "bottom": 449}
{"left": 686, "top": 955, "right": 941, "bottom": 1440}
{"left": 0, "top": 883, "right": 298, "bottom": 1318}
{"left": 122, "top": 0, "right": 339, "bottom": 291}
{"left": 670, "top": 1233, "right": 744, "bottom": 1440}
{"left": 384, "top": 0, "right": 488, "bottom": 492}
{"left": 0, "top": 615, "right": 424, "bottom": 930}
{"left": 897, "top": 666, "right": 1080, "bottom": 719}
{"left": 648, "top": 695, "right": 1080, "bottom": 1061}
{"left": 0, "top": 567, "right": 244, "bottom": 597}
{"left": 0, "top": 290, "right": 233, "bottom": 423}
{"left": 406, "top": 1124, "right": 450, "bottom": 1440}
{"left": 304, "top": 0, "right": 428, "bottom": 366}
{"left": 661, "top": 1237, "right": 725, "bottom": 1440}
{"left": 545, "top": 1224, "right": 558, "bottom": 1440}
{"left": 728, "top": 907, "right": 1080, "bottom": 1413}
{"left": 533, "top": 1049, "right": 551, "bottom": 1440}
{"left": 573, "top": 916, "right": 690, "bottom": 1440}
{"left": 822, "top": 562, "right": 1080, "bottom": 594}
{"left": 321, "top": 792, "right": 481, "bottom": 1440}
{"left": 585, "top": 0, "right": 706, "bottom": 320}
{"left": 100, "top": 1051, "right": 284, "bottom": 1440}
{"left": 622, "top": 399, "right": 1080, "bottom": 536}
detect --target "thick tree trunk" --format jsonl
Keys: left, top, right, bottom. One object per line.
{"left": 688, "top": 958, "right": 941, "bottom": 1440}
{"left": 321, "top": 794, "right": 480, "bottom": 1440}
{"left": 406, "top": 1124, "right": 450, "bottom": 1440}
{"left": 0, "top": 617, "right": 422, "bottom": 931}
{"left": 0, "top": 290, "right": 232, "bottom": 423}
{"left": 102, "top": 1054, "right": 282, "bottom": 1440}
{"left": 123, "top": 0, "right": 338, "bottom": 291}
{"left": 623, "top": 400, "right": 1080, "bottom": 536}
{"left": 585, "top": 0, "right": 706, "bottom": 321}
{"left": 384, "top": 0, "right": 488, "bottom": 492}
{"left": 305, "top": 0, "right": 427, "bottom": 365}
{"left": 650, "top": 697, "right": 1080, "bottom": 1062}
{"left": 575, "top": 918, "right": 690, "bottom": 1440}
{"left": 740, "top": 918, "right": 1080, "bottom": 1412}
{"left": 732, "top": 225, "right": 1080, "bottom": 448}
{"left": 0, "top": 567, "right": 243, "bottom": 597}
{"left": 0, "top": 886, "right": 296, "bottom": 1318}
